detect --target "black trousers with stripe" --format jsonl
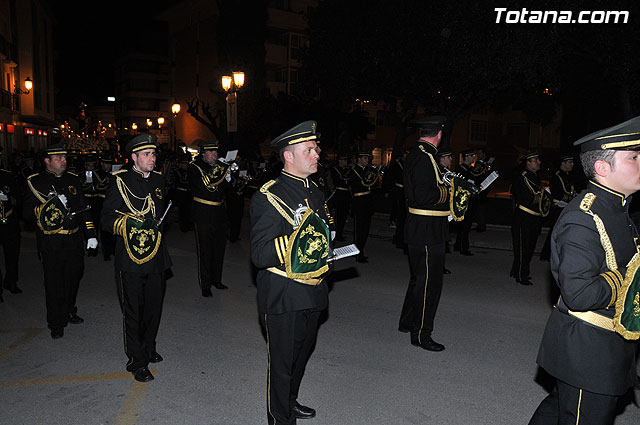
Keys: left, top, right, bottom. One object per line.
{"left": 116, "top": 271, "right": 166, "bottom": 372}
{"left": 529, "top": 379, "right": 618, "bottom": 425}
{"left": 399, "top": 243, "right": 445, "bottom": 341}
{"left": 262, "top": 310, "right": 321, "bottom": 425}
{"left": 510, "top": 209, "right": 541, "bottom": 281}
{"left": 194, "top": 213, "right": 228, "bottom": 290}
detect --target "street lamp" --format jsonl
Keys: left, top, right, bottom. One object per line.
{"left": 221, "top": 71, "right": 245, "bottom": 147}
{"left": 132, "top": 123, "right": 138, "bottom": 134}
{"left": 157, "top": 116, "right": 165, "bottom": 134}
{"left": 171, "top": 100, "right": 180, "bottom": 151}
{"left": 12, "top": 77, "right": 33, "bottom": 110}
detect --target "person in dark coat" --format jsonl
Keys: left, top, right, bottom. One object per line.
{"left": 101, "top": 134, "right": 172, "bottom": 382}
{"left": 0, "top": 148, "right": 22, "bottom": 302}
{"left": 529, "top": 116, "right": 640, "bottom": 425}
{"left": 24, "top": 143, "right": 97, "bottom": 338}
{"left": 329, "top": 155, "right": 351, "bottom": 241}
{"left": 453, "top": 149, "right": 477, "bottom": 256}
{"left": 188, "top": 140, "right": 229, "bottom": 296}
{"left": 349, "top": 151, "right": 379, "bottom": 263}
{"left": 250, "top": 120, "right": 332, "bottom": 424}
{"left": 398, "top": 116, "right": 449, "bottom": 352}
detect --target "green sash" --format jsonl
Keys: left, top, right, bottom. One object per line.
{"left": 614, "top": 253, "right": 640, "bottom": 340}
{"left": 37, "top": 196, "right": 69, "bottom": 234}
{"left": 122, "top": 216, "right": 162, "bottom": 264}
{"left": 284, "top": 209, "right": 330, "bottom": 280}
{"left": 449, "top": 176, "right": 475, "bottom": 222}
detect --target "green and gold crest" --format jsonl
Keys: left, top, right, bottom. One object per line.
{"left": 362, "top": 169, "right": 379, "bottom": 187}
{"left": 285, "top": 209, "right": 330, "bottom": 281}
{"left": 204, "top": 161, "right": 230, "bottom": 189}
{"left": 614, "top": 253, "right": 640, "bottom": 340}
{"left": 539, "top": 190, "right": 553, "bottom": 217}
{"left": 449, "top": 177, "right": 475, "bottom": 222}
{"left": 122, "top": 216, "right": 162, "bottom": 264}
{"left": 36, "top": 196, "right": 69, "bottom": 234}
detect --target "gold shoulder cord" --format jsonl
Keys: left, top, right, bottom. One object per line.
{"left": 26, "top": 177, "right": 47, "bottom": 203}
{"left": 523, "top": 173, "right": 541, "bottom": 196}
{"left": 418, "top": 145, "right": 445, "bottom": 185}
{"left": 115, "top": 175, "right": 155, "bottom": 219}
{"left": 579, "top": 193, "right": 617, "bottom": 271}
{"left": 260, "top": 180, "right": 296, "bottom": 226}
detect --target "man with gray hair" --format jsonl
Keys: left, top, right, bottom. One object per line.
{"left": 529, "top": 117, "right": 640, "bottom": 425}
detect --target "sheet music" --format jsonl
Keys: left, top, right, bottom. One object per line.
{"left": 225, "top": 150, "right": 238, "bottom": 162}
{"left": 328, "top": 244, "right": 360, "bottom": 262}
{"left": 479, "top": 171, "right": 499, "bottom": 192}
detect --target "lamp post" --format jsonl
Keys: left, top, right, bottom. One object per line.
{"left": 157, "top": 116, "right": 165, "bottom": 134}
{"left": 12, "top": 77, "right": 33, "bottom": 111}
{"left": 221, "top": 71, "right": 245, "bottom": 148}
{"left": 171, "top": 100, "right": 180, "bottom": 152}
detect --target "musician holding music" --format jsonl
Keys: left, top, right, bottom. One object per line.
{"left": 349, "top": 150, "right": 380, "bottom": 263}
{"left": 24, "top": 142, "right": 98, "bottom": 339}
{"left": 188, "top": 139, "right": 230, "bottom": 296}
{"left": 250, "top": 120, "right": 332, "bottom": 424}
{"left": 101, "top": 134, "right": 172, "bottom": 382}
{"left": 398, "top": 116, "right": 451, "bottom": 353}
{"left": 509, "top": 151, "right": 551, "bottom": 286}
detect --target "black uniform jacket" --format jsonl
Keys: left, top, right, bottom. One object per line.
{"left": 349, "top": 164, "right": 378, "bottom": 195}
{"left": 101, "top": 167, "right": 171, "bottom": 273}
{"left": 403, "top": 142, "right": 449, "bottom": 245}
{"left": 330, "top": 165, "right": 350, "bottom": 191}
{"left": 511, "top": 169, "right": 543, "bottom": 215}
{"left": 24, "top": 170, "right": 96, "bottom": 244}
{"left": 188, "top": 156, "right": 227, "bottom": 219}
{"left": 550, "top": 170, "right": 575, "bottom": 203}
{"left": 0, "top": 169, "right": 20, "bottom": 224}
{"left": 250, "top": 170, "right": 330, "bottom": 315}
{"left": 537, "top": 180, "right": 639, "bottom": 395}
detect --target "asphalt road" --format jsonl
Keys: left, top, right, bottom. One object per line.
{"left": 1, "top": 211, "right": 638, "bottom": 424}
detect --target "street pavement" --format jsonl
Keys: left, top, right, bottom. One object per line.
{"left": 1, "top": 209, "right": 638, "bottom": 425}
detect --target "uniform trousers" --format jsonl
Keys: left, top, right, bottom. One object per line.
{"left": 454, "top": 200, "right": 477, "bottom": 253}
{"left": 173, "top": 189, "right": 192, "bottom": 232}
{"left": 116, "top": 271, "right": 166, "bottom": 372}
{"left": 263, "top": 310, "right": 321, "bottom": 425}
{"left": 510, "top": 209, "right": 541, "bottom": 281}
{"left": 540, "top": 206, "right": 562, "bottom": 261}
{"left": 399, "top": 243, "right": 445, "bottom": 342}
{"left": 193, "top": 205, "right": 228, "bottom": 289}
{"left": 332, "top": 190, "right": 350, "bottom": 240}
{"left": 226, "top": 193, "right": 244, "bottom": 241}
{"left": 0, "top": 218, "right": 20, "bottom": 289}
{"left": 528, "top": 379, "right": 618, "bottom": 425}
{"left": 352, "top": 195, "right": 373, "bottom": 255}
{"left": 40, "top": 233, "right": 85, "bottom": 331}
{"left": 393, "top": 187, "right": 406, "bottom": 248}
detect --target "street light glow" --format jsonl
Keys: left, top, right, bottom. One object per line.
{"left": 233, "top": 71, "right": 245, "bottom": 89}
{"left": 221, "top": 75, "right": 232, "bottom": 92}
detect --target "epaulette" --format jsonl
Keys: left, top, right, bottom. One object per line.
{"left": 259, "top": 180, "right": 276, "bottom": 193}
{"left": 113, "top": 169, "right": 128, "bottom": 175}
{"left": 579, "top": 193, "right": 596, "bottom": 211}
{"left": 27, "top": 172, "right": 39, "bottom": 180}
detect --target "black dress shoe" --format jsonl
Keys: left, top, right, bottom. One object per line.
{"left": 133, "top": 367, "right": 154, "bottom": 383}
{"left": 149, "top": 352, "right": 163, "bottom": 363}
{"left": 398, "top": 325, "right": 411, "bottom": 333}
{"left": 519, "top": 278, "right": 533, "bottom": 286}
{"left": 201, "top": 288, "right": 213, "bottom": 297}
{"left": 51, "top": 329, "right": 64, "bottom": 339}
{"left": 411, "top": 336, "right": 445, "bottom": 352}
{"left": 212, "top": 282, "right": 228, "bottom": 290}
{"left": 6, "top": 286, "right": 22, "bottom": 294}
{"left": 0, "top": 293, "right": 4, "bottom": 303}
{"left": 69, "top": 314, "right": 84, "bottom": 324}
{"left": 293, "top": 402, "right": 315, "bottom": 419}
{"left": 460, "top": 251, "right": 473, "bottom": 256}
{"left": 443, "top": 267, "right": 451, "bottom": 274}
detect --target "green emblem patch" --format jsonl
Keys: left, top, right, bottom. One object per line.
{"left": 614, "top": 254, "right": 640, "bottom": 340}
{"left": 285, "top": 209, "right": 330, "bottom": 280}
{"left": 123, "top": 216, "right": 162, "bottom": 264}
{"left": 37, "top": 196, "right": 69, "bottom": 234}
{"left": 539, "top": 190, "right": 553, "bottom": 217}
{"left": 449, "top": 176, "right": 475, "bottom": 222}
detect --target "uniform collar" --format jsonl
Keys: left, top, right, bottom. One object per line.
{"left": 418, "top": 141, "right": 438, "bottom": 155}
{"left": 45, "top": 169, "right": 63, "bottom": 178}
{"left": 280, "top": 170, "right": 310, "bottom": 188}
{"left": 588, "top": 180, "right": 627, "bottom": 206}
{"left": 132, "top": 166, "right": 149, "bottom": 178}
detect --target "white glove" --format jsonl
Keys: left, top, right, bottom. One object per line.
{"left": 58, "top": 194, "right": 68, "bottom": 207}
{"left": 0, "top": 191, "right": 7, "bottom": 202}
{"left": 225, "top": 173, "right": 232, "bottom": 182}
{"left": 87, "top": 238, "right": 98, "bottom": 249}
{"left": 331, "top": 230, "right": 336, "bottom": 241}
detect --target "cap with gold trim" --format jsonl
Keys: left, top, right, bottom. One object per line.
{"left": 270, "top": 120, "right": 319, "bottom": 150}
{"left": 415, "top": 115, "right": 446, "bottom": 137}
{"left": 42, "top": 142, "right": 68, "bottom": 156}
{"left": 574, "top": 116, "right": 640, "bottom": 152}
{"left": 126, "top": 134, "right": 158, "bottom": 154}
{"left": 198, "top": 139, "right": 219, "bottom": 151}
{"left": 519, "top": 151, "right": 539, "bottom": 162}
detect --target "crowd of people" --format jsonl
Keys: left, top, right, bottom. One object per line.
{"left": 1, "top": 115, "right": 639, "bottom": 424}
